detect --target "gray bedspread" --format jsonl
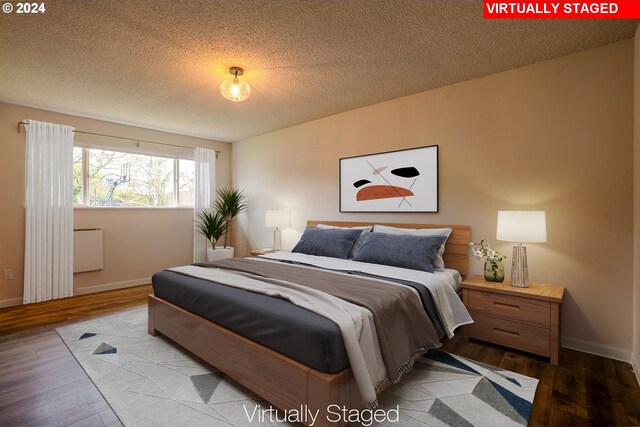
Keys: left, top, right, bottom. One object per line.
{"left": 152, "top": 257, "right": 446, "bottom": 375}
{"left": 152, "top": 270, "right": 350, "bottom": 373}
{"left": 196, "top": 258, "right": 441, "bottom": 382}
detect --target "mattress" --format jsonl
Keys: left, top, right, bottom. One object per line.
{"left": 152, "top": 255, "right": 462, "bottom": 374}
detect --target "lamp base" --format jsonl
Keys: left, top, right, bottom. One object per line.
{"left": 272, "top": 228, "right": 281, "bottom": 252}
{"left": 511, "top": 245, "right": 529, "bottom": 287}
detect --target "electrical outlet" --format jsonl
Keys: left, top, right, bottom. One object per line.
{"left": 3, "top": 269, "right": 14, "bottom": 280}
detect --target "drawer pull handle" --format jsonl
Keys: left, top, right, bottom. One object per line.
{"left": 494, "top": 328, "right": 520, "bottom": 337}
{"left": 494, "top": 302, "right": 520, "bottom": 310}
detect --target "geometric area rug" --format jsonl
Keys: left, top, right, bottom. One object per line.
{"left": 57, "top": 307, "right": 538, "bottom": 427}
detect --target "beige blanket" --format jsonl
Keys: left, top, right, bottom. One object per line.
{"left": 202, "top": 258, "right": 441, "bottom": 382}
{"left": 170, "top": 264, "right": 385, "bottom": 408}
{"left": 178, "top": 257, "right": 442, "bottom": 409}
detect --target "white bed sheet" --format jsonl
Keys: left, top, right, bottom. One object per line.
{"left": 440, "top": 268, "right": 463, "bottom": 293}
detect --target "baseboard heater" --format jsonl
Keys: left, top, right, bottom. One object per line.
{"left": 73, "top": 228, "right": 103, "bottom": 273}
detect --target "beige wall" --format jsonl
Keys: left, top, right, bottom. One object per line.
{"left": 0, "top": 102, "right": 231, "bottom": 305}
{"left": 234, "top": 40, "right": 634, "bottom": 359}
{"left": 634, "top": 29, "right": 640, "bottom": 378}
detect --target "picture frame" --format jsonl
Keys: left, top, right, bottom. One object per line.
{"left": 339, "top": 145, "right": 439, "bottom": 213}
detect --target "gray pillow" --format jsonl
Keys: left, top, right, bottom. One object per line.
{"left": 373, "top": 225, "right": 452, "bottom": 271}
{"left": 317, "top": 224, "right": 372, "bottom": 259}
{"left": 292, "top": 226, "right": 363, "bottom": 259}
{"left": 352, "top": 232, "right": 447, "bottom": 273}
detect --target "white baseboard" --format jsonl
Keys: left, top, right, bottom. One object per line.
{"left": 74, "top": 278, "right": 151, "bottom": 295}
{"left": 0, "top": 296, "right": 23, "bottom": 308}
{"left": 561, "top": 336, "right": 632, "bottom": 362}
{"left": 632, "top": 353, "right": 640, "bottom": 387}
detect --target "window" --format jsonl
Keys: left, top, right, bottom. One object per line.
{"left": 73, "top": 147, "right": 194, "bottom": 207}
{"left": 178, "top": 159, "right": 195, "bottom": 207}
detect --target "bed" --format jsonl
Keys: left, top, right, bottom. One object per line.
{"left": 148, "top": 220, "right": 471, "bottom": 427}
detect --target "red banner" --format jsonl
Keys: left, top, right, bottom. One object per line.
{"left": 483, "top": 0, "right": 640, "bottom": 18}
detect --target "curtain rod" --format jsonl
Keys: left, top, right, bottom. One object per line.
{"left": 17, "top": 121, "right": 221, "bottom": 157}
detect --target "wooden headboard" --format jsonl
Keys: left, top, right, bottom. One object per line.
{"left": 306, "top": 220, "right": 471, "bottom": 277}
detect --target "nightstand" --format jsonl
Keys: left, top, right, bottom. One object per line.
{"left": 249, "top": 249, "right": 276, "bottom": 256}
{"left": 460, "top": 276, "right": 564, "bottom": 365}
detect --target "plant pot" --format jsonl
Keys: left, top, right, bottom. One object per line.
{"left": 207, "top": 247, "right": 234, "bottom": 262}
{"left": 484, "top": 260, "right": 505, "bottom": 282}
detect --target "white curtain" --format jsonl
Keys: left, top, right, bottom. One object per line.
{"left": 193, "top": 148, "right": 216, "bottom": 262}
{"left": 24, "top": 120, "right": 75, "bottom": 304}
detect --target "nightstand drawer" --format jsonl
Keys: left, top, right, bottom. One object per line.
{"left": 467, "top": 289, "right": 551, "bottom": 327}
{"left": 468, "top": 312, "right": 550, "bottom": 356}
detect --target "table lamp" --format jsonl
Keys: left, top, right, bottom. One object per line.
{"left": 496, "top": 211, "right": 547, "bottom": 287}
{"left": 265, "top": 210, "right": 291, "bottom": 251}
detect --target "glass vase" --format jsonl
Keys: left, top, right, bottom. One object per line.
{"left": 484, "top": 260, "right": 505, "bottom": 283}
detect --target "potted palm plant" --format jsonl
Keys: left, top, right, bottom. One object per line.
{"left": 195, "top": 209, "right": 230, "bottom": 262}
{"left": 195, "top": 188, "right": 247, "bottom": 261}
{"left": 213, "top": 188, "right": 248, "bottom": 257}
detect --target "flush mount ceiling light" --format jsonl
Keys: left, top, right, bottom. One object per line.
{"left": 220, "top": 66, "right": 251, "bottom": 102}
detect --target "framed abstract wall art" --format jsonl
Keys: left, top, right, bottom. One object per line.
{"left": 340, "top": 145, "right": 438, "bottom": 212}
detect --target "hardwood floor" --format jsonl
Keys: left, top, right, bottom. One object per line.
{"left": 1, "top": 284, "right": 639, "bottom": 426}
{"left": 0, "top": 285, "right": 151, "bottom": 427}
{"left": 0, "top": 285, "right": 152, "bottom": 337}
{"left": 441, "top": 335, "right": 640, "bottom": 426}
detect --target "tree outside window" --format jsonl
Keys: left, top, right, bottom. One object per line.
{"left": 74, "top": 147, "right": 194, "bottom": 207}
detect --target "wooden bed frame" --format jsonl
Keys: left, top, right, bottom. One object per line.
{"left": 148, "top": 221, "right": 470, "bottom": 427}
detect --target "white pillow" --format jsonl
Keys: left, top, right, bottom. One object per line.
{"left": 317, "top": 224, "right": 372, "bottom": 259}
{"left": 372, "top": 225, "right": 452, "bottom": 271}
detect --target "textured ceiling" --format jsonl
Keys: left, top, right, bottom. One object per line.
{"left": 0, "top": 1, "right": 637, "bottom": 142}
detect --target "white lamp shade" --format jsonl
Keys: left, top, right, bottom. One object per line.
{"left": 496, "top": 211, "right": 547, "bottom": 243}
{"left": 265, "top": 210, "right": 291, "bottom": 229}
